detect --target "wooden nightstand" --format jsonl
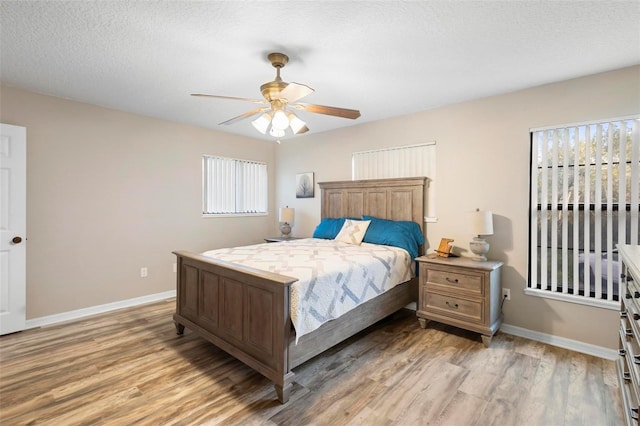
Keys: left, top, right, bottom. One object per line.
{"left": 264, "top": 236, "right": 303, "bottom": 243}
{"left": 416, "top": 255, "right": 504, "bottom": 347}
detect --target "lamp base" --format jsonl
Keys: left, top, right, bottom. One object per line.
{"left": 280, "top": 222, "right": 291, "bottom": 238}
{"left": 469, "top": 237, "right": 489, "bottom": 262}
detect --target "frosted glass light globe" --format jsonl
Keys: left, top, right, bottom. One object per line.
{"left": 271, "top": 110, "right": 289, "bottom": 130}
{"left": 269, "top": 126, "right": 285, "bottom": 137}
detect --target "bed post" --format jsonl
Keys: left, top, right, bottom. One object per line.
{"left": 274, "top": 372, "right": 295, "bottom": 403}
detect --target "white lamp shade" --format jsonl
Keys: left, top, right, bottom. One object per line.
{"left": 279, "top": 207, "right": 294, "bottom": 223}
{"left": 269, "top": 126, "right": 285, "bottom": 137}
{"left": 271, "top": 110, "right": 289, "bottom": 130}
{"left": 288, "top": 112, "right": 307, "bottom": 134}
{"left": 470, "top": 210, "right": 493, "bottom": 236}
{"left": 251, "top": 113, "right": 271, "bottom": 134}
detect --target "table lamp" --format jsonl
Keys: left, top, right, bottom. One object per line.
{"left": 469, "top": 209, "right": 493, "bottom": 261}
{"left": 279, "top": 206, "right": 295, "bottom": 238}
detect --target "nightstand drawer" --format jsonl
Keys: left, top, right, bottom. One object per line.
{"left": 424, "top": 292, "right": 483, "bottom": 323}
{"left": 425, "top": 268, "right": 483, "bottom": 295}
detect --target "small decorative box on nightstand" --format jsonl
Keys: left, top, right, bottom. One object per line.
{"left": 416, "top": 255, "right": 504, "bottom": 347}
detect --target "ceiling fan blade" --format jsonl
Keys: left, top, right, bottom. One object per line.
{"left": 219, "top": 107, "right": 268, "bottom": 126}
{"left": 277, "top": 82, "right": 314, "bottom": 104}
{"left": 191, "top": 93, "right": 267, "bottom": 104}
{"left": 293, "top": 103, "right": 361, "bottom": 119}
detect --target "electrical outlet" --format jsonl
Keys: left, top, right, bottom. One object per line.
{"left": 502, "top": 288, "right": 511, "bottom": 301}
{"left": 173, "top": 263, "right": 177, "bottom": 273}
{"left": 140, "top": 267, "right": 148, "bottom": 278}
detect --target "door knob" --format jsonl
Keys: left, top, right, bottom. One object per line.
{"left": 12, "top": 236, "right": 22, "bottom": 244}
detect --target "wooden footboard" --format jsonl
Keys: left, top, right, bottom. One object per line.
{"left": 174, "top": 176, "right": 426, "bottom": 404}
{"left": 173, "top": 250, "right": 298, "bottom": 402}
{"left": 173, "top": 249, "right": 418, "bottom": 404}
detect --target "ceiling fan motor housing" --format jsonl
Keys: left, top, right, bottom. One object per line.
{"left": 260, "top": 81, "right": 288, "bottom": 102}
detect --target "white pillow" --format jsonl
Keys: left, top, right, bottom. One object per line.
{"left": 334, "top": 219, "right": 371, "bottom": 245}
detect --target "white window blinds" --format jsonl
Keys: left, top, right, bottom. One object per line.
{"left": 352, "top": 143, "right": 436, "bottom": 219}
{"left": 202, "top": 155, "right": 268, "bottom": 215}
{"left": 528, "top": 117, "right": 639, "bottom": 308}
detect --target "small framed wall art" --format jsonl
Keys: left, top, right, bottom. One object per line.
{"left": 296, "top": 172, "right": 314, "bottom": 198}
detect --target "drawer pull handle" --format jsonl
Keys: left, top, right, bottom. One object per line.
{"left": 634, "top": 313, "right": 640, "bottom": 321}
{"left": 626, "top": 328, "right": 634, "bottom": 337}
{"left": 626, "top": 293, "right": 633, "bottom": 299}
{"left": 620, "top": 349, "right": 627, "bottom": 356}
{"left": 635, "top": 291, "right": 640, "bottom": 299}
{"left": 445, "top": 301, "right": 459, "bottom": 309}
{"left": 624, "top": 372, "right": 631, "bottom": 381}
{"left": 634, "top": 355, "right": 640, "bottom": 362}
{"left": 445, "top": 277, "right": 459, "bottom": 284}
{"left": 621, "top": 273, "right": 634, "bottom": 282}
{"left": 631, "top": 408, "right": 639, "bottom": 420}
{"left": 622, "top": 311, "right": 628, "bottom": 318}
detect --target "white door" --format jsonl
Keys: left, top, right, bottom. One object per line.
{"left": 0, "top": 124, "right": 26, "bottom": 335}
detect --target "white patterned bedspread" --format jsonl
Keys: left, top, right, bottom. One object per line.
{"left": 202, "top": 238, "right": 414, "bottom": 341}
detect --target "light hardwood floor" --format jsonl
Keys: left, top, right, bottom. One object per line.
{"left": 0, "top": 299, "right": 624, "bottom": 425}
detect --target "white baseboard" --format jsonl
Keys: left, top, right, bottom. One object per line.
{"left": 24, "top": 294, "right": 617, "bottom": 360}
{"left": 501, "top": 323, "right": 617, "bottom": 360}
{"left": 25, "top": 290, "right": 176, "bottom": 329}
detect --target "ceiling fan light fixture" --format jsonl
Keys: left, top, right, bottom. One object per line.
{"left": 251, "top": 112, "right": 272, "bottom": 134}
{"left": 288, "top": 112, "right": 307, "bottom": 134}
{"left": 194, "top": 52, "right": 360, "bottom": 137}
{"left": 271, "top": 109, "right": 289, "bottom": 130}
{"left": 269, "top": 126, "right": 286, "bottom": 138}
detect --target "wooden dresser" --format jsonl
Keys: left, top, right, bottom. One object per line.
{"left": 416, "top": 255, "right": 503, "bottom": 347}
{"left": 618, "top": 244, "right": 640, "bottom": 425}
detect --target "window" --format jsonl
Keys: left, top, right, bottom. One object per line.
{"left": 352, "top": 142, "right": 437, "bottom": 221}
{"left": 202, "top": 155, "right": 268, "bottom": 216}
{"left": 528, "top": 117, "right": 639, "bottom": 309}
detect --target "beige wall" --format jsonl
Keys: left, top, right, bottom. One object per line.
{"left": 275, "top": 65, "right": 640, "bottom": 349}
{"left": 1, "top": 85, "right": 276, "bottom": 319}
{"left": 1, "top": 65, "right": 638, "bottom": 349}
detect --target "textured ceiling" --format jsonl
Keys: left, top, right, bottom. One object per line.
{"left": 1, "top": 1, "right": 639, "bottom": 142}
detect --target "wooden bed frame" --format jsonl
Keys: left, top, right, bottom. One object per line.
{"left": 173, "top": 177, "right": 426, "bottom": 403}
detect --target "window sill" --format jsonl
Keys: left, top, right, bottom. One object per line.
{"left": 524, "top": 288, "right": 620, "bottom": 311}
{"left": 202, "top": 213, "right": 268, "bottom": 218}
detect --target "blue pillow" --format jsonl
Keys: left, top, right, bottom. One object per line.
{"left": 363, "top": 216, "right": 424, "bottom": 245}
{"left": 312, "top": 217, "right": 347, "bottom": 239}
{"left": 362, "top": 216, "right": 424, "bottom": 258}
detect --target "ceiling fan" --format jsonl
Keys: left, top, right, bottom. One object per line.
{"left": 191, "top": 52, "right": 361, "bottom": 138}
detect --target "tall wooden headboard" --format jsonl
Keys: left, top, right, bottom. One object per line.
{"left": 318, "top": 177, "right": 427, "bottom": 233}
